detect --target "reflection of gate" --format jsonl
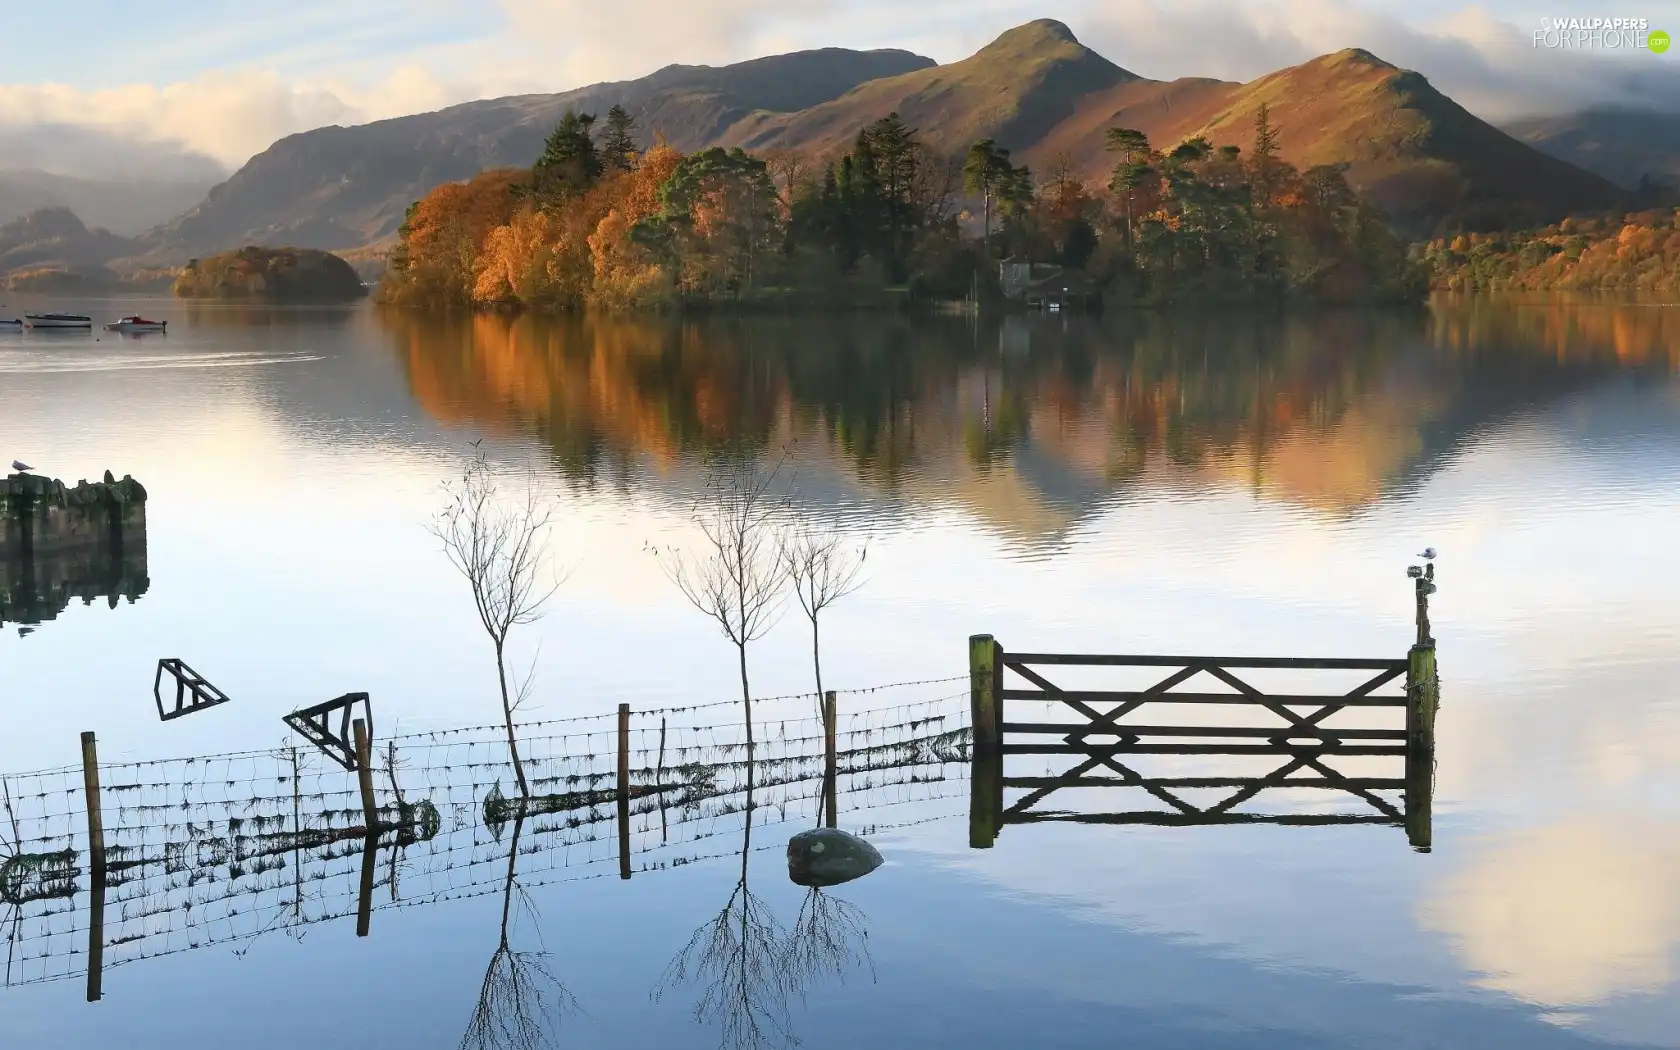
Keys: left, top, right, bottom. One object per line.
{"left": 967, "top": 638, "right": 1439, "bottom": 851}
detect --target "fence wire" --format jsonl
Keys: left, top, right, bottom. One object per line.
{"left": 2, "top": 682, "right": 971, "bottom": 990}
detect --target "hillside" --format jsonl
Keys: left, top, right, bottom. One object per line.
{"left": 730, "top": 32, "right": 1619, "bottom": 231}
{"left": 0, "top": 207, "right": 136, "bottom": 274}
{"left": 173, "top": 246, "right": 366, "bottom": 301}
{"left": 725, "top": 20, "right": 1134, "bottom": 157}
{"left": 144, "top": 47, "right": 935, "bottom": 258}
{"left": 0, "top": 168, "right": 218, "bottom": 235}
{"left": 1503, "top": 108, "right": 1680, "bottom": 190}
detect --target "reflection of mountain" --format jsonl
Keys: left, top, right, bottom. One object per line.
{"left": 383, "top": 303, "right": 1674, "bottom": 543}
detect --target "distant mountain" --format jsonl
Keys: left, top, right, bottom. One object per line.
{"left": 143, "top": 47, "right": 936, "bottom": 258}
{"left": 0, "top": 168, "right": 218, "bottom": 236}
{"left": 732, "top": 27, "right": 1619, "bottom": 231}
{"left": 1502, "top": 108, "right": 1680, "bottom": 190}
{"left": 0, "top": 207, "right": 135, "bottom": 274}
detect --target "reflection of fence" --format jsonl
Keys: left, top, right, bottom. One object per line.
{"left": 966, "top": 635, "right": 1440, "bottom": 851}
{"left": 1, "top": 681, "right": 971, "bottom": 999}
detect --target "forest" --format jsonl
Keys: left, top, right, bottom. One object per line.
{"left": 1424, "top": 209, "right": 1680, "bottom": 294}
{"left": 377, "top": 103, "right": 1426, "bottom": 312}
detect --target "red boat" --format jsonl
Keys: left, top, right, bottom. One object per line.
{"left": 104, "top": 316, "right": 167, "bottom": 332}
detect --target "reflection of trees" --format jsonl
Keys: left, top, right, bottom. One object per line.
{"left": 655, "top": 764, "right": 792, "bottom": 1050}
{"left": 460, "top": 814, "right": 581, "bottom": 1050}
{"left": 384, "top": 302, "right": 1657, "bottom": 518}
{"left": 783, "top": 886, "right": 873, "bottom": 1002}
{"left": 653, "top": 759, "right": 875, "bottom": 1049}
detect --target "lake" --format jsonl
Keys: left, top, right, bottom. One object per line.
{"left": 1, "top": 294, "right": 1677, "bottom": 1048}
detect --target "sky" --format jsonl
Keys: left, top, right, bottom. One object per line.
{"left": 0, "top": 0, "right": 1676, "bottom": 179}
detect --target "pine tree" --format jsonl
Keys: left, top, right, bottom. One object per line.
{"left": 601, "top": 105, "right": 639, "bottom": 172}
{"left": 963, "top": 139, "right": 1013, "bottom": 257}
{"left": 532, "top": 110, "right": 602, "bottom": 205}
{"left": 1249, "top": 103, "right": 1281, "bottom": 207}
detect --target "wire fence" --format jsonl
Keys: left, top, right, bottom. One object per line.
{"left": 1, "top": 678, "right": 972, "bottom": 990}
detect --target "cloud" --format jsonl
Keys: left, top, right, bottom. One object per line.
{"left": 1418, "top": 817, "right": 1680, "bottom": 1007}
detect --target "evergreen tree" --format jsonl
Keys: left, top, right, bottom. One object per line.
{"left": 963, "top": 139, "right": 1013, "bottom": 257}
{"left": 1249, "top": 103, "right": 1282, "bottom": 206}
{"left": 601, "top": 105, "right": 639, "bottom": 172}
{"left": 532, "top": 110, "right": 602, "bottom": 205}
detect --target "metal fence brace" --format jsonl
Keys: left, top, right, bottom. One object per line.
{"left": 283, "top": 693, "right": 373, "bottom": 771}
{"left": 153, "top": 659, "right": 233, "bottom": 721}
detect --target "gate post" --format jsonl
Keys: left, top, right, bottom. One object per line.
{"left": 1405, "top": 644, "right": 1438, "bottom": 851}
{"left": 969, "top": 635, "right": 1003, "bottom": 848}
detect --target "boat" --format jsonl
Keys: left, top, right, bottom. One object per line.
{"left": 103, "top": 316, "right": 167, "bottom": 332}
{"left": 23, "top": 313, "right": 93, "bottom": 329}
{"left": 0, "top": 317, "right": 21, "bottom": 327}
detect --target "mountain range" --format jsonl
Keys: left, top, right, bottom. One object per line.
{"left": 6, "top": 19, "right": 1678, "bottom": 275}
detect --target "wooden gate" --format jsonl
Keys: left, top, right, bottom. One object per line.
{"left": 967, "top": 637, "right": 1439, "bottom": 851}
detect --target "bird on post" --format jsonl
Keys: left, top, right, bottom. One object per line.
{"left": 10, "top": 460, "right": 31, "bottom": 473}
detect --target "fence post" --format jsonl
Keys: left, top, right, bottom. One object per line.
{"left": 80, "top": 731, "right": 106, "bottom": 1002}
{"left": 969, "top": 634, "right": 999, "bottom": 752}
{"left": 1405, "top": 643, "right": 1439, "bottom": 852}
{"left": 352, "top": 718, "right": 377, "bottom": 833}
{"left": 822, "top": 690, "right": 838, "bottom": 829}
{"left": 617, "top": 703, "right": 631, "bottom": 880}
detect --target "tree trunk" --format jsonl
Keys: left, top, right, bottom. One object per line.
{"left": 495, "top": 640, "right": 531, "bottom": 798}
{"left": 737, "top": 639, "right": 755, "bottom": 752}
{"left": 810, "top": 614, "right": 824, "bottom": 720}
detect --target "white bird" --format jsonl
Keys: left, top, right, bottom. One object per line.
{"left": 1418, "top": 547, "right": 1437, "bottom": 560}
{"left": 10, "top": 460, "right": 31, "bottom": 473}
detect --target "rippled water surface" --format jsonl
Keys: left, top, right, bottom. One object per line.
{"left": 2, "top": 294, "right": 1677, "bottom": 1048}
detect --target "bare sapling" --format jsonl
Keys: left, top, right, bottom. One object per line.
{"left": 780, "top": 514, "right": 868, "bottom": 716}
{"left": 430, "top": 447, "right": 563, "bottom": 799}
{"left": 653, "top": 457, "right": 787, "bottom": 752}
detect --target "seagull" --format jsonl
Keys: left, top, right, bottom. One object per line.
{"left": 10, "top": 460, "right": 31, "bottom": 473}
{"left": 1418, "top": 547, "right": 1437, "bottom": 560}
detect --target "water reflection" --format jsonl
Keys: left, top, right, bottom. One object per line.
{"left": 1420, "top": 817, "right": 1680, "bottom": 1010}
{"left": 381, "top": 303, "right": 1675, "bottom": 545}
{"left": 460, "top": 812, "right": 582, "bottom": 1050}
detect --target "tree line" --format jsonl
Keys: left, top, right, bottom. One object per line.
{"left": 379, "top": 102, "right": 1425, "bottom": 311}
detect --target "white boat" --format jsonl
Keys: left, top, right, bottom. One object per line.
{"left": 103, "top": 315, "right": 167, "bottom": 332}
{"left": 23, "top": 312, "right": 93, "bottom": 329}
{"left": 0, "top": 317, "right": 21, "bottom": 327}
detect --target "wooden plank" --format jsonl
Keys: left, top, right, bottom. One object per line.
{"left": 1004, "top": 811, "right": 1398, "bottom": 826}
{"left": 1003, "top": 775, "right": 1407, "bottom": 789}
{"left": 1002, "top": 742, "right": 1408, "bottom": 756}
{"left": 352, "top": 719, "right": 377, "bottom": 833}
{"left": 1003, "top": 654, "right": 1407, "bottom": 670}
{"left": 1000, "top": 690, "right": 1407, "bottom": 706}
{"left": 1002, "top": 722, "right": 1407, "bottom": 740}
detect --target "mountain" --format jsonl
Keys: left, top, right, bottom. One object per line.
{"left": 130, "top": 21, "right": 1629, "bottom": 260}
{"left": 733, "top": 31, "right": 1619, "bottom": 231}
{"left": 144, "top": 47, "right": 936, "bottom": 258}
{"left": 1502, "top": 108, "right": 1680, "bottom": 190}
{"left": 726, "top": 20, "right": 1134, "bottom": 158}
{"left": 0, "top": 168, "right": 219, "bottom": 236}
{"left": 0, "top": 207, "right": 135, "bottom": 274}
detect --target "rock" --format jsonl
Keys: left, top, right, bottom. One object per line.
{"left": 786, "top": 827, "right": 882, "bottom": 888}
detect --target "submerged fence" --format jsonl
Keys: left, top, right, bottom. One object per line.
{"left": 1, "top": 679, "right": 973, "bottom": 997}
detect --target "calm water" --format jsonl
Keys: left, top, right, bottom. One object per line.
{"left": 2, "top": 294, "right": 1678, "bottom": 1048}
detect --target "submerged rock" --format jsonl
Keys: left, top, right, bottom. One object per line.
{"left": 786, "top": 827, "right": 883, "bottom": 887}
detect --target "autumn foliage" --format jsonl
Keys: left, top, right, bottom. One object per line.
{"left": 1424, "top": 209, "right": 1680, "bottom": 293}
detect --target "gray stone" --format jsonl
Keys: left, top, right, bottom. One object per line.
{"left": 786, "top": 827, "right": 883, "bottom": 888}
